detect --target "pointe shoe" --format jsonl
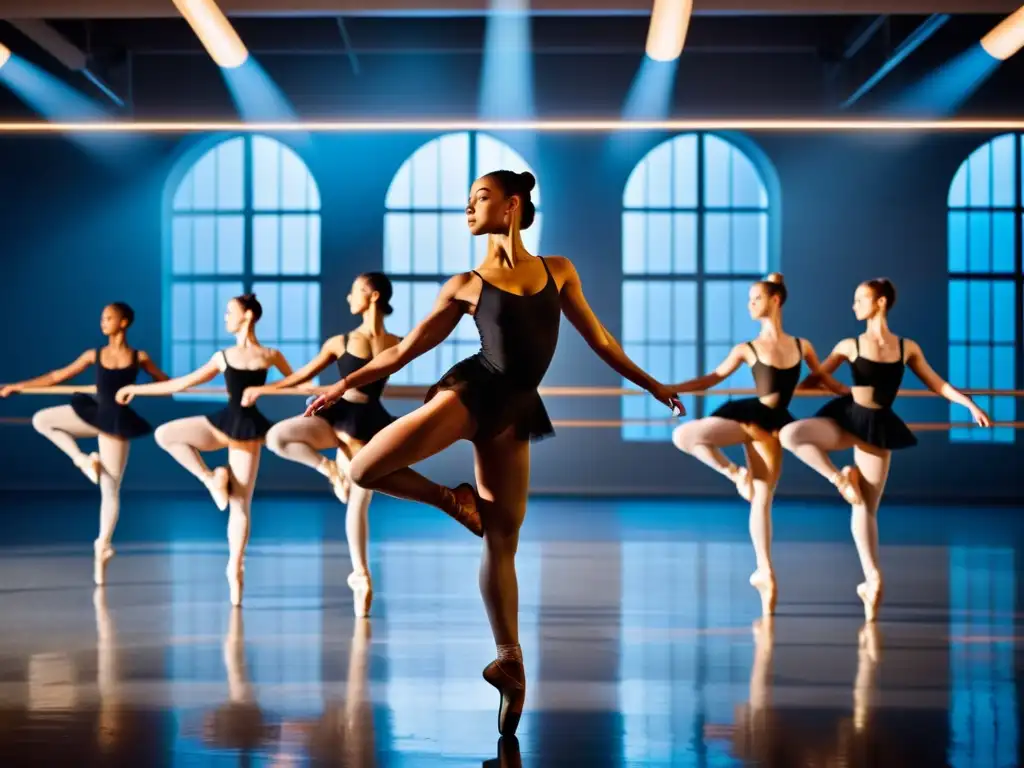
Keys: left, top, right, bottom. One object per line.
{"left": 227, "top": 562, "right": 244, "bottom": 607}
{"left": 206, "top": 467, "right": 230, "bottom": 512}
{"left": 857, "top": 578, "right": 883, "bottom": 623}
{"left": 731, "top": 466, "right": 753, "bottom": 502}
{"left": 93, "top": 541, "right": 115, "bottom": 587}
{"left": 448, "top": 484, "right": 484, "bottom": 537}
{"left": 347, "top": 571, "right": 373, "bottom": 618}
{"left": 324, "top": 460, "right": 349, "bottom": 504}
{"left": 749, "top": 569, "right": 777, "bottom": 617}
{"left": 833, "top": 465, "right": 863, "bottom": 506}
{"left": 483, "top": 659, "right": 526, "bottom": 737}
{"left": 78, "top": 453, "right": 102, "bottom": 485}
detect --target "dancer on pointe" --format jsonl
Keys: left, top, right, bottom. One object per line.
{"left": 116, "top": 293, "right": 292, "bottom": 606}
{"left": 780, "top": 278, "right": 991, "bottom": 622}
{"left": 0, "top": 302, "right": 169, "bottom": 585}
{"left": 305, "top": 170, "right": 681, "bottom": 736}
{"left": 243, "top": 272, "right": 400, "bottom": 617}
{"left": 670, "top": 273, "right": 843, "bottom": 615}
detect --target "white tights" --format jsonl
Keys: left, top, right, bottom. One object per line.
{"left": 32, "top": 405, "right": 129, "bottom": 555}
{"left": 779, "top": 418, "right": 891, "bottom": 586}
{"left": 154, "top": 416, "right": 260, "bottom": 603}
{"left": 265, "top": 415, "right": 372, "bottom": 579}
{"left": 672, "top": 417, "right": 781, "bottom": 577}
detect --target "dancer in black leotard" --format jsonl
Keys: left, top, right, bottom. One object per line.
{"left": 117, "top": 293, "right": 293, "bottom": 606}
{"left": 0, "top": 302, "right": 169, "bottom": 585}
{"left": 245, "top": 272, "right": 401, "bottom": 617}
{"left": 305, "top": 169, "right": 681, "bottom": 736}
{"left": 670, "top": 273, "right": 842, "bottom": 615}
{"left": 780, "top": 278, "right": 991, "bottom": 622}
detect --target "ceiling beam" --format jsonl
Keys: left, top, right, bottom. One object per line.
{"left": 0, "top": 0, "right": 1019, "bottom": 18}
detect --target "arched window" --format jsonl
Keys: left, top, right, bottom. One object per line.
{"left": 384, "top": 131, "right": 542, "bottom": 385}
{"left": 947, "top": 134, "right": 1019, "bottom": 443}
{"left": 620, "top": 134, "right": 776, "bottom": 441}
{"left": 166, "top": 135, "right": 322, "bottom": 395}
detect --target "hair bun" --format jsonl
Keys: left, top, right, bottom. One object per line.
{"left": 765, "top": 272, "right": 784, "bottom": 285}
{"left": 518, "top": 171, "right": 536, "bottom": 193}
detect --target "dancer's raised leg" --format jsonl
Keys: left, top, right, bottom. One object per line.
{"left": 32, "top": 405, "right": 101, "bottom": 483}
{"left": 154, "top": 416, "right": 231, "bottom": 510}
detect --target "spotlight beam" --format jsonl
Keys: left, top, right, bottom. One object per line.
{"left": 840, "top": 13, "right": 949, "bottom": 109}
{"left": 7, "top": 20, "right": 124, "bottom": 108}
{"left": 335, "top": 17, "right": 361, "bottom": 74}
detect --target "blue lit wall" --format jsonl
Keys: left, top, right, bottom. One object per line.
{"left": 0, "top": 126, "right": 1020, "bottom": 500}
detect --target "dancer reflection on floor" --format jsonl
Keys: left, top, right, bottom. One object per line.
{"left": 305, "top": 169, "right": 681, "bottom": 735}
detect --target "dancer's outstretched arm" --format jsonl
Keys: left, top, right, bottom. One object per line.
{"left": 554, "top": 257, "right": 680, "bottom": 412}
{"left": 138, "top": 351, "right": 171, "bottom": 383}
{"left": 905, "top": 339, "right": 990, "bottom": 426}
{"left": 116, "top": 356, "right": 221, "bottom": 403}
{"left": 243, "top": 337, "right": 338, "bottom": 405}
{"left": 0, "top": 350, "right": 95, "bottom": 397}
{"left": 672, "top": 345, "right": 748, "bottom": 393}
{"left": 305, "top": 275, "right": 470, "bottom": 415}
{"left": 797, "top": 339, "right": 848, "bottom": 395}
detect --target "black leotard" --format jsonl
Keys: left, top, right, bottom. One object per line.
{"left": 815, "top": 337, "right": 916, "bottom": 449}
{"left": 315, "top": 351, "right": 394, "bottom": 442}
{"left": 206, "top": 351, "right": 274, "bottom": 441}
{"left": 711, "top": 339, "right": 803, "bottom": 433}
{"left": 426, "top": 256, "right": 561, "bottom": 441}
{"left": 70, "top": 348, "right": 153, "bottom": 439}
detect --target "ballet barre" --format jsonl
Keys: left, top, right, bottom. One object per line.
{"left": 4, "top": 385, "right": 1024, "bottom": 398}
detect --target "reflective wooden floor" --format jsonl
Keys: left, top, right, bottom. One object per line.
{"left": 0, "top": 491, "right": 1021, "bottom": 766}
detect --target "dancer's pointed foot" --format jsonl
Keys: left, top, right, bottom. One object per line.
{"left": 832, "top": 465, "right": 863, "bottom": 506}
{"left": 77, "top": 452, "right": 102, "bottom": 485}
{"left": 749, "top": 568, "right": 777, "bottom": 617}
{"left": 93, "top": 541, "right": 115, "bottom": 586}
{"left": 728, "top": 464, "right": 753, "bottom": 501}
{"left": 483, "top": 660, "right": 526, "bottom": 736}
{"left": 445, "top": 483, "right": 484, "bottom": 537}
{"left": 347, "top": 571, "right": 373, "bottom": 618}
{"left": 857, "top": 577, "right": 883, "bottom": 623}
{"left": 206, "top": 466, "right": 230, "bottom": 511}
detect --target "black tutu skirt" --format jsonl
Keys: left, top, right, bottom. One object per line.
{"left": 71, "top": 394, "right": 153, "bottom": 439}
{"left": 815, "top": 395, "right": 917, "bottom": 450}
{"left": 711, "top": 397, "right": 795, "bottom": 434}
{"left": 207, "top": 405, "right": 273, "bottom": 441}
{"left": 315, "top": 397, "right": 394, "bottom": 443}
{"left": 427, "top": 355, "right": 554, "bottom": 442}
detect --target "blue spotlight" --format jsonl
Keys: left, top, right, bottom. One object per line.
{"left": 893, "top": 43, "right": 1001, "bottom": 116}
{"left": 220, "top": 57, "right": 298, "bottom": 122}
{"left": 0, "top": 54, "right": 108, "bottom": 121}
{"left": 623, "top": 55, "right": 678, "bottom": 120}
{"left": 478, "top": 0, "right": 534, "bottom": 120}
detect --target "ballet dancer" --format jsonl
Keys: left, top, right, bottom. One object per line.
{"left": 670, "top": 273, "right": 843, "bottom": 616}
{"left": 116, "top": 293, "right": 292, "bottom": 606}
{"left": 305, "top": 169, "right": 681, "bottom": 736}
{"left": 243, "top": 271, "right": 400, "bottom": 617}
{"left": 779, "top": 278, "right": 991, "bottom": 621}
{"left": 0, "top": 302, "right": 169, "bottom": 585}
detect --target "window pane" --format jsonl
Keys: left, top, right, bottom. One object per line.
{"left": 672, "top": 281, "right": 697, "bottom": 342}
{"left": 172, "top": 217, "right": 192, "bottom": 275}
{"left": 730, "top": 148, "right": 767, "bottom": 208}
{"left": 622, "top": 281, "right": 646, "bottom": 342}
{"left": 672, "top": 134, "right": 698, "bottom": 209}
{"left": 730, "top": 213, "right": 768, "bottom": 274}
{"left": 441, "top": 132, "right": 471, "bottom": 208}
{"left": 967, "top": 143, "right": 991, "bottom": 207}
{"left": 645, "top": 214, "right": 672, "bottom": 274}
{"left": 992, "top": 282, "right": 1015, "bottom": 343}
{"left": 307, "top": 215, "right": 321, "bottom": 275}
{"left": 704, "top": 213, "right": 731, "bottom": 273}
{"left": 216, "top": 137, "right": 244, "bottom": 210}
{"left": 992, "top": 212, "right": 1014, "bottom": 272}
{"left": 385, "top": 213, "right": 412, "bottom": 274}
{"left": 412, "top": 214, "right": 440, "bottom": 274}
{"left": 192, "top": 216, "right": 216, "bottom": 275}
{"left": 967, "top": 212, "right": 991, "bottom": 273}
{"left": 948, "top": 280, "right": 967, "bottom": 343}
{"left": 948, "top": 164, "right": 966, "bottom": 208}
{"left": 623, "top": 162, "right": 647, "bottom": 209}
{"left": 991, "top": 133, "right": 1015, "bottom": 207}
{"left": 968, "top": 282, "right": 991, "bottom": 343}
{"left": 252, "top": 135, "right": 281, "bottom": 211}
{"left": 703, "top": 134, "right": 731, "bottom": 208}
{"left": 672, "top": 213, "right": 697, "bottom": 274}
{"left": 216, "top": 215, "right": 244, "bottom": 275}
{"left": 948, "top": 212, "right": 967, "bottom": 272}
{"left": 622, "top": 212, "right": 648, "bottom": 274}
{"left": 281, "top": 146, "right": 312, "bottom": 210}
{"left": 192, "top": 150, "right": 216, "bottom": 210}
{"left": 644, "top": 142, "right": 672, "bottom": 209}
{"left": 441, "top": 213, "right": 472, "bottom": 274}
{"left": 387, "top": 163, "right": 412, "bottom": 209}
{"left": 281, "top": 214, "right": 311, "bottom": 275}
{"left": 255, "top": 282, "right": 281, "bottom": 341}
{"left": 253, "top": 215, "right": 279, "bottom": 275}
{"left": 411, "top": 140, "right": 440, "bottom": 209}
